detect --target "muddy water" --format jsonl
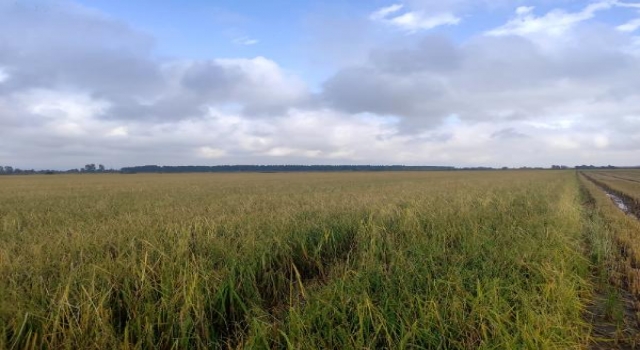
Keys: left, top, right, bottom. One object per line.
{"left": 605, "top": 191, "right": 640, "bottom": 220}
{"left": 605, "top": 192, "right": 630, "bottom": 213}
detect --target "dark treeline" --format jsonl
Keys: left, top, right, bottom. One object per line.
{"left": 0, "top": 164, "right": 116, "bottom": 175}
{"left": 1, "top": 164, "right": 638, "bottom": 175}
{"left": 120, "top": 165, "right": 457, "bottom": 173}
{"left": 574, "top": 165, "right": 620, "bottom": 169}
{"left": 115, "top": 164, "right": 640, "bottom": 173}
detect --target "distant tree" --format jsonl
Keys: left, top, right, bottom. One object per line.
{"left": 98, "top": 164, "right": 105, "bottom": 172}
{"left": 4, "top": 166, "right": 13, "bottom": 174}
{"left": 84, "top": 164, "right": 96, "bottom": 172}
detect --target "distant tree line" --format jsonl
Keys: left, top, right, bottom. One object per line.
{"left": 574, "top": 165, "right": 620, "bottom": 169}
{"left": 79, "top": 164, "right": 109, "bottom": 172}
{"left": 117, "top": 165, "right": 638, "bottom": 174}
{"left": 119, "top": 165, "right": 458, "bottom": 174}
{"left": 0, "top": 164, "right": 115, "bottom": 175}
{"left": 0, "top": 163, "right": 637, "bottom": 176}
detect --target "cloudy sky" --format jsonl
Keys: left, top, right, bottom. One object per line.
{"left": 1, "top": 0, "right": 640, "bottom": 169}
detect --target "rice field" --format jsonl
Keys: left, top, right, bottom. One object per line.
{"left": 585, "top": 170, "right": 640, "bottom": 209}
{"left": 1, "top": 170, "right": 639, "bottom": 349}
{"left": 579, "top": 170, "right": 640, "bottom": 347}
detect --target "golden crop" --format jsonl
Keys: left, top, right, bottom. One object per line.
{"left": 0, "top": 170, "right": 636, "bottom": 349}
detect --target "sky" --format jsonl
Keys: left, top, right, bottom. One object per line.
{"left": 1, "top": 0, "right": 640, "bottom": 169}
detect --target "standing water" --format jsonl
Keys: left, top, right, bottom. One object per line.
{"left": 606, "top": 192, "right": 630, "bottom": 213}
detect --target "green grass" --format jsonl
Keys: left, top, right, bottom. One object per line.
{"left": 0, "top": 171, "right": 603, "bottom": 348}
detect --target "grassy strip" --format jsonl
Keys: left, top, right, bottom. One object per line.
{"left": 579, "top": 173, "right": 640, "bottom": 347}
{"left": 585, "top": 172, "right": 640, "bottom": 213}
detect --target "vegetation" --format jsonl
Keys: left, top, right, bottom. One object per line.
{"left": 579, "top": 170, "right": 640, "bottom": 347}
{"left": 120, "top": 165, "right": 457, "bottom": 173}
{"left": 2, "top": 164, "right": 638, "bottom": 176}
{"left": 1, "top": 170, "right": 639, "bottom": 348}
{"left": 0, "top": 164, "right": 113, "bottom": 175}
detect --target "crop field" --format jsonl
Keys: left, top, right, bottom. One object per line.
{"left": 585, "top": 170, "right": 640, "bottom": 204}
{"left": 1, "top": 170, "right": 640, "bottom": 349}
{"left": 579, "top": 170, "right": 640, "bottom": 347}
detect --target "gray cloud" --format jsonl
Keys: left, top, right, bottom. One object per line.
{"left": 369, "top": 36, "right": 461, "bottom": 73}
{"left": 0, "top": 1, "right": 309, "bottom": 123}
{"left": 321, "top": 24, "right": 640, "bottom": 132}
{"left": 181, "top": 62, "right": 242, "bottom": 95}
{"left": 323, "top": 66, "right": 449, "bottom": 122}
{"left": 491, "top": 128, "right": 528, "bottom": 140}
{"left": 0, "top": 1, "right": 161, "bottom": 96}
{"left": 2, "top": 0, "right": 640, "bottom": 169}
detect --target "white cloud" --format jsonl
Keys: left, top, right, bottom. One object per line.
{"left": 390, "top": 12, "right": 460, "bottom": 32}
{"left": 516, "top": 6, "right": 534, "bottom": 16}
{"left": 370, "top": 4, "right": 460, "bottom": 32}
{"left": 99, "top": 56, "right": 310, "bottom": 121}
{"left": 197, "top": 147, "right": 227, "bottom": 159}
{"left": 547, "top": 135, "right": 580, "bottom": 150}
{"left": 616, "top": 1, "right": 640, "bottom": 9}
{"left": 106, "top": 126, "right": 128, "bottom": 137}
{"left": 628, "top": 36, "right": 640, "bottom": 54}
{"left": 594, "top": 134, "right": 610, "bottom": 148}
{"left": 617, "top": 17, "right": 640, "bottom": 32}
{"left": 487, "top": 1, "right": 614, "bottom": 37}
{"left": 26, "top": 90, "right": 107, "bottom": 119}
{"left": 0, "top": 67, "right": 8, "bottom": 83}
{"left": 213, "top": 57, "right": 307, "bottom": 104}
{"left": 232, "top": 36, "right": 259, "bottom": 45}
{"left": 264, "top": 147, "right": 322, "bottom": 157}
{"left": 369, "top": 4, "right": 404, "bottom": 21}
{"left": 322, "top": 21, "right": 640, "bottom": 166}
{"left": 3, "top": 0, "right": 640, "bottom": 169}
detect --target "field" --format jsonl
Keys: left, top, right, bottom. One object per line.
{"left": 1, "top": 170, "right": 640, "bottom": 349}
{"left": 580, "top": 170, "right": 640, "bottom": 324}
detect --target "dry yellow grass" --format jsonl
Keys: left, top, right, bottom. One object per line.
{"left": 0, "top": 171, "right": 603, "bottom": 348}
{"left": 580, "top": 171, "right": 640, "bottom": 346}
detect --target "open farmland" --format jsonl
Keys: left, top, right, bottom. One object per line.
{"left": 580, "top": 170, "right": 640, "bottom": 316}
{"left": 1, "top": 170, "right": 639, "bottom": 349}
{"left": 580, "top": 170, "right": 640, "bottom": 348}
{"left": 585, "top": 170, "right": 640, "bottom": 206}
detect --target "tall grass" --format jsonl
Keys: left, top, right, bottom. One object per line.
{"left": 0, "top": 171, "right": 593, "bottom": 348}
{"left": 580, "top": 172, "right": 640, "bottom": 325}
